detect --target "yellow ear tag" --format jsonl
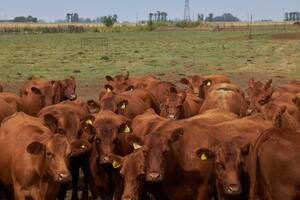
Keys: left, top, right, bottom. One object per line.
{"left": 133, "top": 143, "right": 142, "bottom": 150}
{"left": 112, "top": 160, "right": 121, "bottom": 169}
{"left": 124, "top": 125, "right": 131, "bottom": 133}
{"left": 121, "top": 103, "right": 126, "bottom": 109}
{"left": 206, "top": 81, "right": 212, "bottom": 86}
{"left": 85, "top": 119, "right": 93, "bottom": 125}
{"left": 200, "top": 153, "right": 207, "bottom": 161}
{"left": 106, "top": 88, "right": 111, "bottom": 93}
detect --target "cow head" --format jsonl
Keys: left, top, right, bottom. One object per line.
{"left": 180, "top": 75, "right": 204, "bottom": 94}
{"left": 247, "top": 78, "right": 274, "bottom": 114}
{"left": 160, "top": 87, "right": 187, "bottom": 120}
{"left": 104, "top": 71, "right": 131, "bottom": 93}
{"left": 120, "top": 149, "right": 146, "bottom": 200}
{"left": 258, "top": 102, "right": 287, "bottom": 128}
{"left": 60, "top": 76, "right": 77, "bottom": 101}
{"left": 43, "top": 112, "right": 91, "bottom": 156}
{"left": 26, "top": 134, "right": 72, "bottom": 183}
{"left": 128, "top": 128, "right": 184, "bottom": 183}
{"left": 99, "top": 92, "right": 129, "bottom": 114}
{"left": 213, "top": 141, "right": 250, "bottom": 196}
{"left": 83, "top": 111, "right": 132, "bottom": 165}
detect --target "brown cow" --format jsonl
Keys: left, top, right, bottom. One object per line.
{"left": 20, "top": 78, "right": 77, "bottom": 116}
{"left": 0, "top": 84, "right": 3, "bottom": 92}
{"left": 0, "top": 98, "right": 14, "bottom": 123}
{"left": 247, "top": 78, "right": 300, "bottom": 125}
{"left": 0, "top": 112, "right": 72, "bottom": 199}
{"left": 249, "top": 128, "right": 300, "bottom": 200}
{"left": 159, "top": 87, "right": 202, "bottom": 120}
{"left": 54, "top": 76, "right": 77, "bottom": 102}
{"left": 82, "top": 110, "right": 133, "bottom": 199}
{"left": 38, "top": 101, "right": 92, "bottom": 200}
{"left": 99, "top": 91, "right": 151, "bottom": 119}
{"left": 180, "top": 74, "right": 231, "bottom": 94}
{"left": 127, "top": 123, "right": 219, "bottom": 200}
{"left": 199, "top": 82, "right": 247, "bottom": 116}
{"left": 0, "top": 92, "right": 25, "bottom": 112}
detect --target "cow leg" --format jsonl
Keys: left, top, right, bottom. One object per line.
{"left": 80, "top": 157, "right": 90, "bottom": 200}
{"left": 70, "top": 157, "right": 80, "bottom": 200}
{"left": 196, "top": 178, "right": 210, "bottom": 200}
{"left": 57, "top": 183, "right": 69, "bottom": 200}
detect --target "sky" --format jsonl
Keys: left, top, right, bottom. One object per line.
{"left": 0, "top": 0, "right": 299, "bottom": 22}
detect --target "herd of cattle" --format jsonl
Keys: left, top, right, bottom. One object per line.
{"left": 0, "top": 72, "right": 300, "bottom": 200}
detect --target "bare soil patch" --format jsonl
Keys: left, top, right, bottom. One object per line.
{"left": 272, "top": 32, "right": 300, "bottom": 40}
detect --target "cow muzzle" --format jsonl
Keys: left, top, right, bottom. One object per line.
{"left": 122, "top": 196, "right": 138, "bottom": 200}
{"left": 100, "top": 155, "right": 112, "bottom": 164}
{"left": 69, "top": 94, "right": 77, "bottom": 101}
{"left": 146, "top": 172, "right": 162, "bottom": 182}
{"left": 167, "top": 114, "right": 177, "bottom": 120}
{"left": 57, "top": 171, "right": 71, "bottom": 183}
{"left": 224, "top": 184, "right": 242, "bottom": 195}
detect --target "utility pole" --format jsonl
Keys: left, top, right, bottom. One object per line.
{"left": 184, "top": 0, "right": 191, "bottom": 21}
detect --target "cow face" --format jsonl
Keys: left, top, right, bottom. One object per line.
{"left": 86, "top": 112, "right": 132, "bottom": 164}
{"left": 26, "top": 135, "right": 72, "bottom": 183}
{"left": 160, "top": 87, "right": 186, "bottom": 120}
{"left": 60, "top": 77, "right": 77, "bottom": 101}
{"left": 105, "top": 71, "right": 130, "bottom": 93}
{"left": 247, "top": 78, "right": 273, "bottom": 114}
{"left": 180, "top": 76, "right": 204, "bottom": 94}
{"left": 29, "top": 81, "right": 58, "bottom": 107}
{"left": 120, "top": 150, "right": 145, "bottom": 200}
{"left": 43, "top": 112, "right": 91, "bottom": 156}
{"left": 129, "top": 128, "right": 184, "bottom": 183}
{"left": 214, "top": 142, "right": 250, "bottom": 196}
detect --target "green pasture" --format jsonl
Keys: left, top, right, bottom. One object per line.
{"left": 0, "top": 28, "right": 300, "bottom": 86}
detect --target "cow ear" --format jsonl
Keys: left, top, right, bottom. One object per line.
{"left": 169, "top": 87, "right": 178, "bottom": 94}
{"left": 248, "top": 78, "right": 255, "bottom": 89}
{"left": 196, "top": 148, "right": 215, "bottom": 161}
{"left": 180, "top": 78, "right": 190, "bottom": 85}
{"left": 118, "top": 100, "right": 129, "bottom": 110}
{"left": 104, "top": 84, "right": 114, "bottom": 93}
{"left": 265, "top": 79, "right": 273, "bottom": 90}
{"left": 170, "top": 128, "right": 184, "bottom": 142}
{"left": 27, "top": 142, "right": 45, "bottom": 155}
{"left": 241, "top": 143, "right": 251, "bottom": 156}
{"left": 125, "top": 85, "right": 134, "bottom": 91}
{"left": 70, "top": 140, "right": 91, "bottom": 157}
{"left": 123, "top": 71, "right": 129, "bottom": 80}
{"left": 87, "top": 100, "right": 100, "bottom": 113}
{"left": 31, "top": 87, "right": 42, "bottom": 95}
{"left": 203, "top": 79, "right": 212, "bottom": 87}
{"left": 105, "top": 75, "right": 114, "bottom": 81}
{"left": 44, "top": 114, "right": 58, "bottom": 133}
{"left": 119, "top": 121, "right": 132, "bottom": 134}
{"left": 274, "top": 106, "right": 286, "bottom": 128}
{"left": 127, "top": 134, "right": 143, "bottom": 150}
{"left": 70, "top": 76, "right": 75, "bottom": 81}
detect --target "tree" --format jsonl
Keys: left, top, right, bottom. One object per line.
{"left": 206, "top": 13, "right": 214, "bottom": 22}
{"left": 72, "top": 13, "right": 79, "bottom": 22}
{"left": 149, "top": 13, "right": 153, "bottom": 21}
{"left": 101, "top": 15, "right": 118, "bottom": 27}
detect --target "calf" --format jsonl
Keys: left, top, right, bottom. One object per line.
{"left": 159, "top": 87, "right": 201, "bottom": 120}
{"left": 54, "top": 76, "right": 77, "bottom": 102}
{"left": 249, "top": 128, "right": 300, "bottom": 200}
{"left": 0, "top": 112, "right": 72, "bottom": 199}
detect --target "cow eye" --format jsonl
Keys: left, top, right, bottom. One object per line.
{"left": 46, "top": 152, "right": 53, "bottom": 158}
{"left": 58, "top": 128, "right": 65, "bottom": 134}
{"left": 258, "top": 99, "right": 266, "bottom": 105}
{"left": 95, "top": 138, "right": 101, "bottom": 144}
{"left": 216, "top": 162, "right": 225, "bottom": 171}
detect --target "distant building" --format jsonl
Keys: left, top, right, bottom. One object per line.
{"left": 285, "top": 12, "right": 300, "bottom": 21}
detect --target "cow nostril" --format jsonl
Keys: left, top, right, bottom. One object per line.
{"left": 102, "top": 156, "right": 110, "bottom": 163}
{"left": 149, "top": 172, "right": 161, "bottom": 179}
{"left": 70, "top": 94, "right": 77, "bottom": 100}
{"left": 168, "top": 114, "right": 176, "bottom": 120}
{"left": 58, "top": 171, "right": 70, "bottom": 181}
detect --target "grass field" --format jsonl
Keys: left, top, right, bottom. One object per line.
{"left": 0, "top": 26, "right": 300, "bottom": 99}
